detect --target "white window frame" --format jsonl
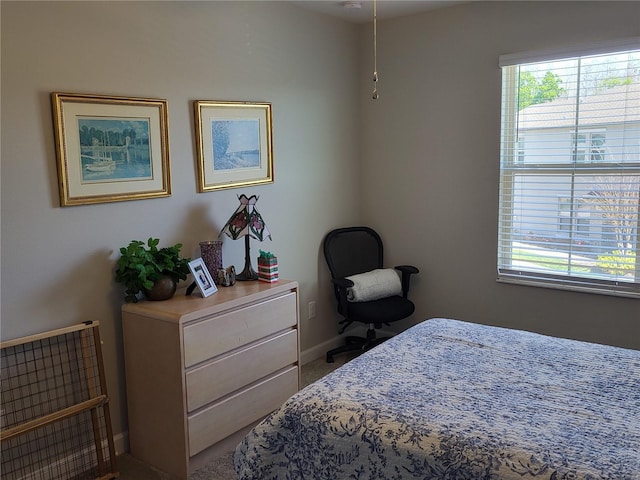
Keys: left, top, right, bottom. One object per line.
{"left": 497, "top": 38, "right": 640, "bottom": 298}
{"left": 572, "top": 130, "right": 606, "bottom": 163}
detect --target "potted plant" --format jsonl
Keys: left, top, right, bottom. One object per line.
{"left": 115, "top": 237, "right": 191, "bottom": 303}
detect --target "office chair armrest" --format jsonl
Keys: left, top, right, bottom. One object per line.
{"left": 394, "top": 265, "right": 419, "bottom": 298}
{"left": 331, "top": 277, "right": 355, "bottom": 289}
{"left": 331, "top": 277, "right": 354, "bottom": 315}
{"left": 395, "top": 265, "right": 419, "bottom": 275}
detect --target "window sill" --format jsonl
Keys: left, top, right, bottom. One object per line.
{"left": 497, "top": 274, "right": 640, "bottom": 299}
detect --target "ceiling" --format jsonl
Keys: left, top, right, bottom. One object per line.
{"left": 290, "top": 1, "right": 464, "bottom": 24}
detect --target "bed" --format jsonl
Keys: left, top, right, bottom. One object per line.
{"left": 233, "top": 318, "right": 640, "bottom": 479}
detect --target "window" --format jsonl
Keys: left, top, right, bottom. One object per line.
{"left": 572, "top": 131, "right": 606, "bottom": 162}
{"left": 497, "top": 39, "right": 640, "bottom": 297}
{"left": 591, "top": 133, "right": 606, "bottom": 162}
{"left": 517, "top": 136, "right": 525, "bottom": 164}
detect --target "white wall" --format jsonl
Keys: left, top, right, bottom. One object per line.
{"left": 360, "top": 1, "right": 640, "bottom": 344}
{"left": 1, "top": 0, "right": 361, "bottom": 441}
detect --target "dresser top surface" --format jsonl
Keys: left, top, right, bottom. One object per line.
{"left": 122, "top": 279, "right": 298, "bottom": 323}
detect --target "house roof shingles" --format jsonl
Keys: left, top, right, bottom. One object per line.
{"left": 518, "top": 82, "right": 640, "bottom": 130}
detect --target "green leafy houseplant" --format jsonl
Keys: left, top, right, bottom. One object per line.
{"left": 115, "top": 238, "right": 191, "bottom": 303}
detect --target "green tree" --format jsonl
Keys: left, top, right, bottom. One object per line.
{"left": 585, "top": 175, "right": 639, "bottom": 257}
{"left": 598, "top": 76, "right": 633, "bottom": 90}
{"left": 518, "top": 71, "right": 565, "bottom": 110}
{"left": 518, "top": 71, "right": 538, "bottom": 110}
{"left": 535, "top": 71, "right": 566, "bottom": 104}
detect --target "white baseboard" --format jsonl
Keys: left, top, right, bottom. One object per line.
{"left": 300, "top": 333, "right": 346, "bottom": 365}
{"left": 299, "top": 326, "right": 395, "bottom": 365}
{"left": 114, "top": 431, "right": 129, "bottom": 456}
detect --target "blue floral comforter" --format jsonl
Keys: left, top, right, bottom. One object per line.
{"left": 234, "top": 318, "right": 640, "bottom": 479}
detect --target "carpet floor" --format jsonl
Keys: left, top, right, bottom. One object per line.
{"left": 117, "top": 352, "right": 358, "bottom": 479}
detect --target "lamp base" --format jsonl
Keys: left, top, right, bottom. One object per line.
{"left": 236, "top": 235, "right": 258, "bottom": 281}
{"left": 236, "top": 265, "right": 258, "bottom": 281}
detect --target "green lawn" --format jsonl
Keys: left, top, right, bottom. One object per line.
{"left": 512, "top": 248, "right": 592, "bottom": 273}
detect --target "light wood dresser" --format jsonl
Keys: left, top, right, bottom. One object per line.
{"left": 122, "top": 279, "right": 300, "bottom": 479}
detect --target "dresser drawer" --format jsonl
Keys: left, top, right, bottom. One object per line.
{"left": 187, "top": 365, "right": 298, "bottom": 456}
{"left": 183, "top": 291, "right": 297, "bottom": 368}
{"left": 185, "top": 329, "right": 298, "bottom": 412}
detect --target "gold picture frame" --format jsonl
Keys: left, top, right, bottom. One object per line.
{"left": 194, "top": 100, "right": 273, "bottom": 192}
{"left": 51, "top": 92, "right": 171, "bottom": 206}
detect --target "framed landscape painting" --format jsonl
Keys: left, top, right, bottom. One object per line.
{"left": 194, "top": 100, "right": 273, "bottom": 192}
{"left": 51, "top": 93, "right": 171, "bottom": 206}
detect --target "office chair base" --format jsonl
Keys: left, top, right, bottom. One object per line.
{"left": 326, "top": 335, "right": 390, "bottom": 363}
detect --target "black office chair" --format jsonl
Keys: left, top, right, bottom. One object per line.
{"left": 323, "top": 226, "right": 419, "bottom": 363}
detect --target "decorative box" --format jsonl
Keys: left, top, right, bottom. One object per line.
{"left": 258, "top": 256, "right": 279, "bottom": 283}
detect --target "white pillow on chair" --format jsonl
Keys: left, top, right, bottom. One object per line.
{"left": 345, "top": 268, "right": 402, "bottom": 302}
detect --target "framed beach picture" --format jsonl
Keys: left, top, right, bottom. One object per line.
{"left": 51, "top": 93, "right": 171, "bottom": 206}
{"left": 188, "top": 258, "right": 218, "bottom": 298}
{"left": 194, "top": 100, "right": 273, "bottom": 192}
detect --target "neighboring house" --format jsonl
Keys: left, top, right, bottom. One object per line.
{"left": 510, "top": 82, "right": 640, "bottom": 255}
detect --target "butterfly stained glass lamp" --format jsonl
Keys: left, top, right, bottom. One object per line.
{"left": 219, "top": 194, "right": 272, "bottom": 281}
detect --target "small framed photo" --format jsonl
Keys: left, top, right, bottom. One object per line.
{"left": 188, "top": 258, "right": 218, "bottom": 297}
{"left": 194, "top": 100, "right": 273, "bottom": 192}
{"left": 51, "top": 92, "right": 171, "bottom": 206}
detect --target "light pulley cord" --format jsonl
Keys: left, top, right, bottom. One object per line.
{"left": 372, "top": 0, "right": 379, "bottom": 99}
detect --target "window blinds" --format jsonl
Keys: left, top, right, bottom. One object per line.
{"left": 497, "top": 39, "right": 640, "bottom": 297}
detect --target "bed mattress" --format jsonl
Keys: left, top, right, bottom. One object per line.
{"left": 234, "top": 318, "right": 640, "bottom": 479}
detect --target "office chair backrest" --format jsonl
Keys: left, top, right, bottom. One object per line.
{"left": 323, "top": 227, "right": 383, "bottom": 280}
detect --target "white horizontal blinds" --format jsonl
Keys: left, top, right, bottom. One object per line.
{"left": 498, "top": 41, "right": 640, "bottom": 297}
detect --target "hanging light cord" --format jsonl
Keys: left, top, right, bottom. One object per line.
{"left": 372, "top": 0, "right": 379, "bottom": 99}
